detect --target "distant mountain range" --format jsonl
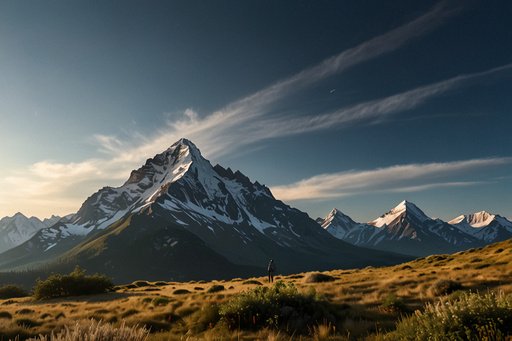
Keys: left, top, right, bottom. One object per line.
{"left": 0, "top": 213, "right": 63, "bottom": 254}
{"left": 319, "top": 201, "right": 512, "bottom": 256}
{"left": 0, "top": 139, "right": 407, "bottom": 283}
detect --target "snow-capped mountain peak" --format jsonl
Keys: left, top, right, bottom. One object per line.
{"left": 448, "top": 211, "right": 512, "bottom": 243}
{"left": 320, "top": 208, "right": 356, "bottom": 229}
{"left": 369, "top": 200, "right": 429, "bottom": 227}
{"left": 320, "top": 208, "right": 380, "bottom": 242}
{"left": 0, "top": 212, "right": 47, "bottom": 253}
{"left": 448, "top": 211, "right": 507, "bottom": 228}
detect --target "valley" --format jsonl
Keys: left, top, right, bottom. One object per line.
{"left": 0, "top": 238, "right": 509, "bottom": 340}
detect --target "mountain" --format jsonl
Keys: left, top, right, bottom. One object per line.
{"left": 449, "top": 211, "right": 512, "bottom": 243}
{"left": 42, "top": 215, "right": 63, "bottom": 227}
{"left": 0, "top": 213, "right": 47, "bottom": 254}
{"left": 320, "top": 209, "right": 379, "bottom": 245}
{"left": 321, "top": 201, "right": 482, "bottom": 257}
{"left": 0, "top": 139, "right": 408, "bottom": 282}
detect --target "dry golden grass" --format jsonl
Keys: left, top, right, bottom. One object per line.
{"left": 0, "top": 239, "right": 510, "bottom": 340}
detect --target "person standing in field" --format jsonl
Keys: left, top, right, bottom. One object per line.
{"left": 267, "top": 259, "right": 276, "bottom": 283}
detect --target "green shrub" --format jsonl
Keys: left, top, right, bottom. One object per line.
{"left": 430, "top": 279, "right": 463, "bottom": 296}
{"left": 381, "top": 293, "right": 406, "bottom": 313}
{"left": 304, "top": 272, "right": 336, "bottom": 283}
{"left": 0, "top": 284, "right": 28, "bottom": 299}
{"left": 33, "top": 266, "right": 113, "bottom": 299}
{"left": 219, "top": 281, "right": 336, "bottom": 333}
{"left": 207, "top": 284, "right": 225, "bottom": 293}
{"left": 389, "top": 291, "right": 512, "bottom": 340}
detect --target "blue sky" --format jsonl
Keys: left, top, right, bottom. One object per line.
{"left": 0, "top": 1, "right": 511, "bottom": 222}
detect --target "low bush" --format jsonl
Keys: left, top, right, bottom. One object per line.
{"left": 121, "top": 309, "right": 139, "bottom": 318}
{"left": 0, "top": 311, "right": 12, "bottom": 319}
{"left": 16, "top": 308, "right": 35, "bottom": 315}
{"left": 152, "top": 297, "right": 171, "bottom": 306}
{"left": 15, "top": 318, "right": 41, "bottom": 328}
{"left": 0, "top": 284, "right": 28, "bottom": 299}
{"left": 304, "top": 272, "right": 336, "bottom": 283}
{"left": 133, "top": 280, "right": 151, "bottom": 287}
{"left": 188, "top": 304, "right": 220, "bottom": 333}
{"left": 381, "top": 293, "right": 406, "bottom": 313}
{"left": 33, "top": 266, "right": 113, "bottom": 300}
{"left": 207, "top": 284, "right": 225, "bottom": 293}
{"left": 430, "top": 279, "right": 463, "bottom": 296}
{"left": 173, "top": 289, "right": 190, "bottom": 295}
{"left": 389, "top": 291, "right": 512, "bottom": 340}
{"left": 219, "top": 281, "right": 336, "bottom": 333}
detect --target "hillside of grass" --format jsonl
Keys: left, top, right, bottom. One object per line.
{"left": 0, "top": 239, "right": 509, "bottom": 340}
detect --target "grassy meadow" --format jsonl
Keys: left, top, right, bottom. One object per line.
{"left": 0, "top": 239, "right": 510, "bottom": 340}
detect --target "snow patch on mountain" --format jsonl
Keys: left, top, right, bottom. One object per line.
{"left": 369, "top": 200, "right": 429, "bottom": 227}
{"left": 449, "top": 211, "right": 512, "bottom": 242}
{"left": 321, "top": 208, "right": 380, "bottom": 244}
{"left": 0, "top": 213, "right": 47, "bottom": 253}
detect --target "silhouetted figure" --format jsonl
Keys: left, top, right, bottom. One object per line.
{"left": 267, "top": 259, "right": 276, "bottom": 283}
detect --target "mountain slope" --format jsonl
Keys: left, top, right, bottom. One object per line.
{"left": 0, "top": 139, "right": 409, "bottom": 280}
{"left": 320, "top": 209, "right": 379, "bottom": 245}
{"left": 449, "top": 211, "right": 512, "bottom": 243}
{"left": 0, "top": 213, "right": 47, "bottom": 254}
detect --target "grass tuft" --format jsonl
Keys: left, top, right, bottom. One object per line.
{"left": 31, "top": 319, "right": 149, "bottom": 340}
{"left": 304, "top": 272, "right": 336, "bottom": 283}
{"left": 172, "top": 289, "right": 190, "bottom": 295}
{"left": 243, "top": 280, "right": 263, "bottom": 285}
{"left": 207, "top": 284, "right": 225, "bottom": 293}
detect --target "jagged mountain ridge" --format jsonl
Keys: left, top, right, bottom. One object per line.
{"left": 0, "top": 213, "right": 51, "bottom": 254}
{"left": 449, "top": 211, "right": 512, "bottom": 243}
{"left": 320, "top": 201, "right": 488, "bottom": 257}
{"left": 0, "top": 139, "right": 408, "bottom": 281}
{"left": 320, "top": 209, "right": 379, "bottom": 245}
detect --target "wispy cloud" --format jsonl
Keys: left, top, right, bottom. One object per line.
{"left": 236, "top": 63, "right": 512, "bottom": 141}
{"left": 92, "top": 1, "right": 459, "bottom": 162}
{"left": 270, "top": 158, "right": 512, "bottom": 201}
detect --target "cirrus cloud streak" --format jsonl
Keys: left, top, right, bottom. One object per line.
{"left": 270, "top": 157, "right": 512, "bottom": 201}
